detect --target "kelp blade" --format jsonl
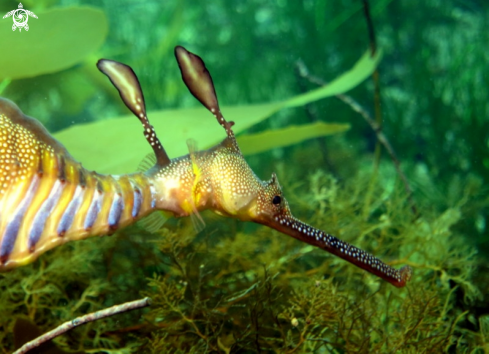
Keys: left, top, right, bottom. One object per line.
{"left": 55, "top": 104, "right": 283, "bottom": 174}
{"left": 237, "top": 122, "right": 350, "bottom": 156}
{"left": 54, "top": 49, "right": 380, "bottom": 174}
{"left": 284, "top": 49, "right": 382, "bottom": 108}
{"left": 0, "top": 7, "right": 108, "bottom": 80}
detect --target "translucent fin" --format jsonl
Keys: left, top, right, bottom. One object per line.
{"left": 138, "top": 153, "right": 156, "bottom": 172}
{"left": 138, "top": 211, "right": 169, "bottom": 233}
{"left": 186, "top": 138, "right": 206, "bottom": 233}
{"left": 187, "top": 139, "right": 201, "bottom": 178}
{"left": 189, "top": 209, "right": 205, "bottom": 234}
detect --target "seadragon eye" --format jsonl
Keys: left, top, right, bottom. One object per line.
{"left": 272, "top": 195, "right": 282, "bottom": 205}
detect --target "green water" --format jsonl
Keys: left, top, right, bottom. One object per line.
{"left": 0, "top": 0, "right": 487, "bottom": 352}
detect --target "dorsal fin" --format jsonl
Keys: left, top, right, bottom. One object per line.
{"left": 174, "top": 46, "right": 235, "bottom": 138}
{"left": 137, "top": 152, "right": 156, "bottom": 173}
{"left": 96, "top": 59, "right": 171, "bottom": 168}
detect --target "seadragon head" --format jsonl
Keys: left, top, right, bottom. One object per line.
{"left": 98, "top": 46, "right": 412, "bottom": 288}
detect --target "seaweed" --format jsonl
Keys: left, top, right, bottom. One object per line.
{"left": 0, "top": 163, "right": 484, "bottom": 352}
{"left": 135, "top": 168, "right": 481, "bottom": 353}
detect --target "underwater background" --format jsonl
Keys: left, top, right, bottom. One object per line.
{"left": 0, "top": 0, "right": 488, "bottom": 352}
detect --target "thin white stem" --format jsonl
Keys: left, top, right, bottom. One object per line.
{"left": 13, "top": 297, "right": 152, "bottom": 354}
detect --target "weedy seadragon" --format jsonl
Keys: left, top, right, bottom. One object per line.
{"left": 0, "top": 46, "right": 411, "bottom": 287}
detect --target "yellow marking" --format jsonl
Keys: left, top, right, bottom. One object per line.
{"left": 186, "top": 139, "right": 205, "bottom": 231}
{"left": 187, "top": 138, "right": 202, "bottom": 208}
{"left": 190, "top": 154, "right": 202, "bottom": 206}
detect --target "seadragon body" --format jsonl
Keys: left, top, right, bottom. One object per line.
{"left": 0, "top": 47, "right": 412, "bottom": 287}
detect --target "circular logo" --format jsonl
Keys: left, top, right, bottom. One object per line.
{"left": 13, "top": 9, "right": 28, "bottom": 27}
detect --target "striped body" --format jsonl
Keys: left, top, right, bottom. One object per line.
{"left": 0, "top": 99, "right": 157, "bottom": 270}
{"left": 0, "top": 99, "right": 251, "bottom": 270}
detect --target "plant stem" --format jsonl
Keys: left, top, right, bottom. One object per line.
{"left": 295, "top": 62, "right": 417, "bottom": 215}
{"left": 13, "top": 297, "right": 152, "bottom": 354}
